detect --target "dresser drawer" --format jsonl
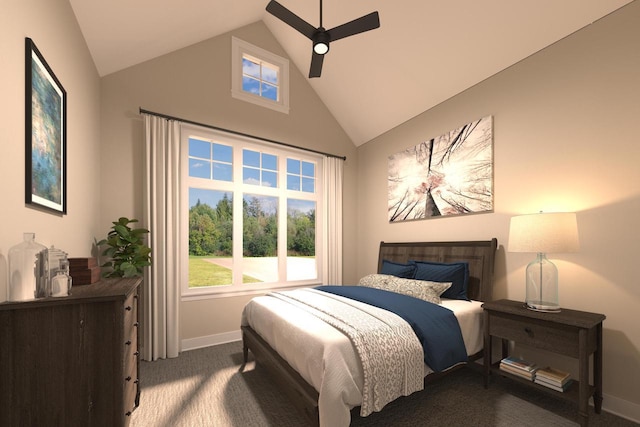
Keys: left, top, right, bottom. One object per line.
{"left": 123, "top": 354, "right": 139, "bottom": 418}
{"left": 489, "top": 313, "right": 579, "bottom": 357}
{"left": 124, "top": 308, "right": 139, "bottom": 351}
{"left": 124, "top": 328, "right": 139, "bottom": 364}
{"left": 123, "top": 293, "right": 138, "bottom": 330}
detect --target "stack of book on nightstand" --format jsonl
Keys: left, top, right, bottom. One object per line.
{"left": 499, "top": 356, "right": 538, "bottom": 381}
{"left": 534, "top": 367, "right": 573, "bottom": 392}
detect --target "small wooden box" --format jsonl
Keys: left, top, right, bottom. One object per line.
{"left": 69, "top": 257, "right": 98, "bottom": 269}
{"left": 69, "top": 258, "right": 101, "bottom": 285}
{"left": 70, "top": 266, "right": 101, "bottom": 285}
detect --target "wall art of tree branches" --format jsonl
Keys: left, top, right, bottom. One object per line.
{"left": 388, "top": 115, "right": 493, "bottom": 222}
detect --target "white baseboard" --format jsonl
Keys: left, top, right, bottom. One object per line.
{"left": 181, "top": 331, "right": 640, "bottom": 424}
{"left": 602, "top": 392, "right": 640, "bottom": 424}
{"left": 181, "top": 330, "right": 241, "bottom": 352}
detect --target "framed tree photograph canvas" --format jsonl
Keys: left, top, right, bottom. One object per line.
{"left": 388, "top": 115, "right": 493, "bottom": 222}
{"left": 25, "top": 37, "right": 67, "bottom": 214}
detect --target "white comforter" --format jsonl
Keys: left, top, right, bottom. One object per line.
{"left": 241, "top": 291, "right": 484, "bottom": 427}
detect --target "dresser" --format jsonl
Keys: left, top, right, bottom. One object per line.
{"left": 483, "top": 299, "right": 605, "bottom": 427}
{"left": 0, "top": 277, "right": 142, "bottom": 427}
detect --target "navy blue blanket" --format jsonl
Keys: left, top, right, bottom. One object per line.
{"left": 315, "top": 285, "right": 468, "bottom": 372}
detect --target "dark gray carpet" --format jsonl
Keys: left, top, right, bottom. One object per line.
{"left": 130, "top": 341, "right": 638, "bottom": 427}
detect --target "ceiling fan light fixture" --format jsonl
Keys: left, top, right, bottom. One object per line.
{"left": 313, "top": 31, "right": 330, "bottom": 55}
{"left": 313, "top": 41, "right": 329, "bottom": 55}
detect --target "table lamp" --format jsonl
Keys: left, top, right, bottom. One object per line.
{"left": 508, "top": 212, "right": 579, "bottom": 312}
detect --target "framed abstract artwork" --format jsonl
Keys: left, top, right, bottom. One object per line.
{"left": 25, "top": 37, "right": 67, "bottom": 214}
{"left": 388, "top": 115, "right": 493, "bottom": 222}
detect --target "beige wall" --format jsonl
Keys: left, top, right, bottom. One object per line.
{"left": 99, "top": 21, "right": 358, "bottom": 346}
{"left": 0, "top": 0, "right": 102, "bottom": 301}
{"left": 357, "top": 1, "right": 640, "bottom": 417}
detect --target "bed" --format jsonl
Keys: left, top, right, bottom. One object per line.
{"left": 241, "top": 239, "right": 498, "bottom": 426}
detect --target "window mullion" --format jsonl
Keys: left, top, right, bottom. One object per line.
{"left": 258, "top": 60, "right": 263, "bottom": 97}
{"left": 232, "top": 147, "right": 244, "bottom": 286}
{"left": 277, "top": 156, "right": 288, "bottom": 281}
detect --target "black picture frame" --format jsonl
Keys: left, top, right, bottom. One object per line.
{"left": 25, "top": 37, "right": 67, "bottom": 214}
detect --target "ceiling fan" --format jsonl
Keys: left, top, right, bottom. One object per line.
{"left": 266, "top": 0, "right": 380, "bottom": 78}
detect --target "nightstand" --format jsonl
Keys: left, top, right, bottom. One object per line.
{"left": 482, "top": 299, "right": 605, "bottom": 427}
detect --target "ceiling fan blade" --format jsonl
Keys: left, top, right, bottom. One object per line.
{"left": 309, "top": 51, "right": 325, "bottom": 78}
{"left": 266, "top": 1, "right": 316, "bottom": 39}
{"left": 327, "top": 11, "right": 380, "bottom": 42}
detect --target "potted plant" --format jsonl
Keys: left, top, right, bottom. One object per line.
{"left": 98, "top": 217, "right": 152, "bottom": 278}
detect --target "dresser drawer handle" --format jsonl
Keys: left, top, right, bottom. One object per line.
{"left": 125, "top": 340, "right": 132, "bottom": 346}
{"left": 524, "top": 327, "right": 533, "bottom": 336}
{"left": 134, "top": 379, "right": 140, "bottom": 384}
{"left": 125, "top": 306, "right": 132, "bottom": 311}
{"left": 134, "top": 322, "right": 140, "bottom": 327}
{"left": 126, "top": 411, "right": 132, "bottom": 417}
{"left": 125, "top": 376, "right": 132, "bottom": 382}
{"left": 134, "top": 351, "right": 140, "bottom": 357}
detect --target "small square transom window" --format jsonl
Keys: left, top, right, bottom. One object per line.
{"left": 242, "top": 55, "right": 279, "bottom": 102}
{"left": 232, "top": 37, "right": 289, "bottom": 114}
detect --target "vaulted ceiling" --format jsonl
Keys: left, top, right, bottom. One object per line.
{"left": 69, "top": 0, "right": 633, "bottom": 146}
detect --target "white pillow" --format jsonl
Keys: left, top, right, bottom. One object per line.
{"left": 357, "top": 274, "right": 452, "bottom": 304}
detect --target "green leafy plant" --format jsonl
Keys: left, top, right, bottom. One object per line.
{"left": 98, "top": 217, "right": 152, "bottom": 278}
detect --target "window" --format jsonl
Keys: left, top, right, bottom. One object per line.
{"left": 231, "top": 37, "right": 290, "bottom": 114}
{"left": 182, "top": 125, "right": 322, "bottom": 298}
{"left": 242, "top": 56, "right": 279, "bottom": 101}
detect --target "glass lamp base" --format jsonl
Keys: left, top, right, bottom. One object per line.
{"left": 526, "top": 301, "right": 561, "bottom": 313}
{"left": 525, "top": 253, "right": 560, "bottom": 314}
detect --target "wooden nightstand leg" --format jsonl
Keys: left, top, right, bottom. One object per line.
{"left": 578, "top": 329, "right": 589, "bottom": 427}
{"left": 594, "top": 323, "right": 604, "bottom": 413}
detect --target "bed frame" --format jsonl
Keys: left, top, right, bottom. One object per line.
{"left": 241, "top": 239, "right": 498, "bottom": 426}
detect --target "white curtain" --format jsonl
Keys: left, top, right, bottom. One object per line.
{"left": 142, "top": 114, "right": 181, "bottom": 361}
{"left": 322, "top": 156, "right": 343, "bottom": 284}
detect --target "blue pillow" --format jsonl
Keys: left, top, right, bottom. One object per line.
{"left": 409, "top": 260, "right": 469, "bottom": 300}
{"left": 380, "top": 260, "right": 416, "bottom": 278}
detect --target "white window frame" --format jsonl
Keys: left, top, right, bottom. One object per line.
{"left": 231, "top": 37, "right": 290, "bottom": 114}
{"left": 181, "top": 124, "right": 323, "bottom": 300}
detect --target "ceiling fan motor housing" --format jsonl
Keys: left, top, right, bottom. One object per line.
{"left": 313, "top": 29, "right": 330, "bottom": 54}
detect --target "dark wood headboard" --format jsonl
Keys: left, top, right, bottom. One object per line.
{"left": 377, "top": 239, "right": 498, "bottom": 302}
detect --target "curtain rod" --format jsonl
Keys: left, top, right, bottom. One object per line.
{"left": 139, "top": 108, "right": 347, "bottom": 161}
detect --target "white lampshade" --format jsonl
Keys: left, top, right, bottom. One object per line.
{"left": 508, "top": 212, "right": 579, "bottom": 253}
{"left": 508, "top": 212, "right": 579, "bottom": 313}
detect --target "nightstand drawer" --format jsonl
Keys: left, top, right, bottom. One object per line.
{"left": 489, "top": 313, "right": 579, "bottom": 357}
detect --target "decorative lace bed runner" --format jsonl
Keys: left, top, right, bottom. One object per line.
{"left": 270, "top": 289, "right": 424, "bottom": 416}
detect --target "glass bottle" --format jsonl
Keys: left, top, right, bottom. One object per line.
{"left": 51, "top": 259, "right": 72, "bottom": 297}
{"left": 51, "top": 271, "right": 71, "bottom": 297}
{"left": 8, "top": 233, "right": 48, "bottom": 301}
{"left": 45, "top": 245, "right": 69, "bottom": 298}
